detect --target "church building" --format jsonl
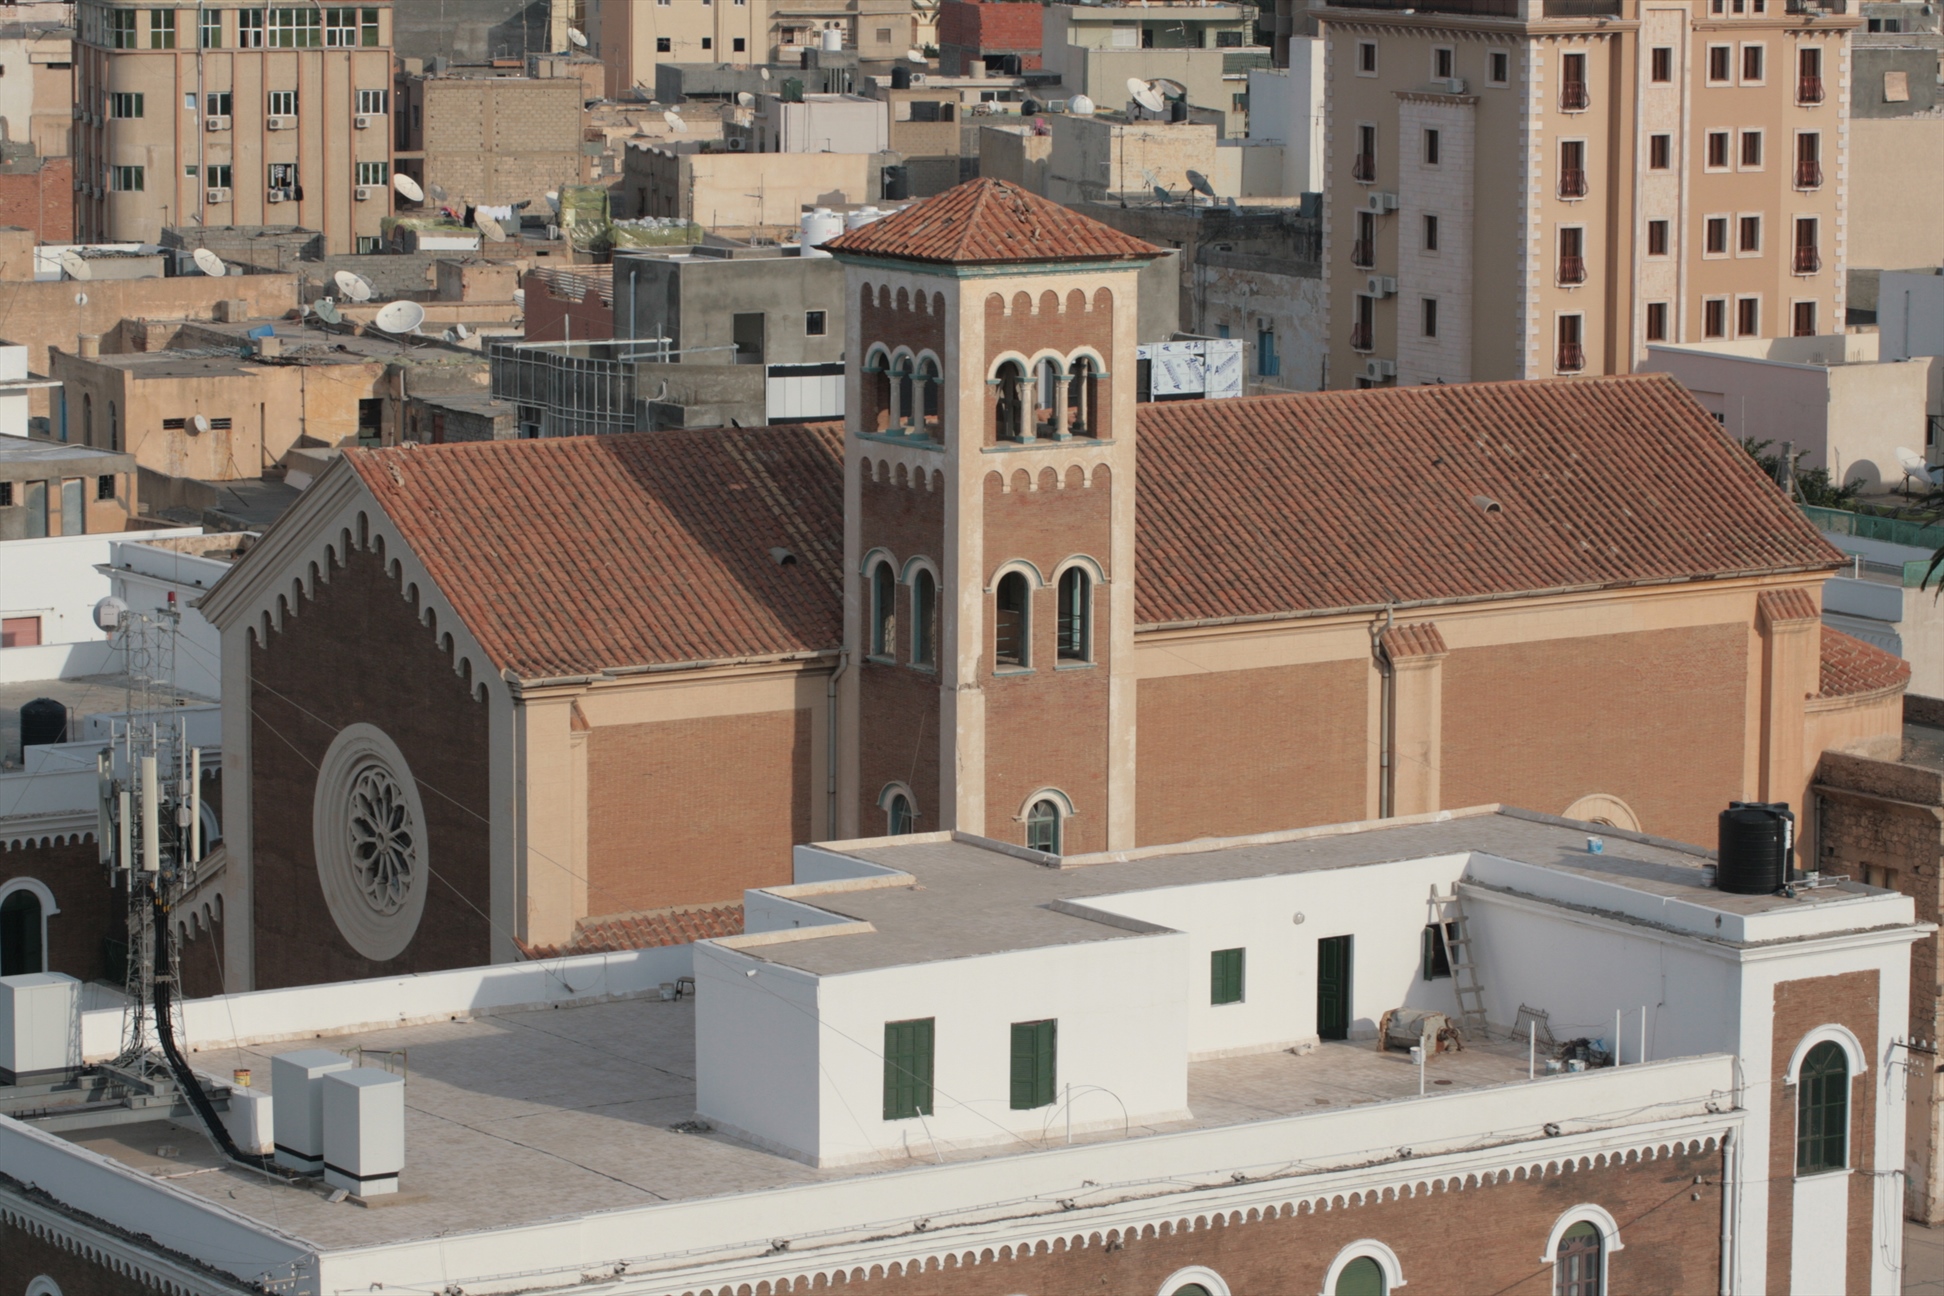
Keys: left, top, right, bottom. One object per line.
{"left": 166, "top": 180, "right": 1902, "bottom": 991}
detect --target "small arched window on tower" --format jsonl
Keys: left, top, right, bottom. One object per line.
{"left": 870, "top": 561, "right": 897, "bottom": 660}
{"left": 993, "top": 360, "right": 1026, "bottom": 442}
{"left": 888, "top": 791, "right": 915, "bottom": 835}
{"left": 917, "top": 355, "right": 941, "bottom": 437}
{"left": 1554, "top": 1223, "right": 1602, "bottom": 1296}
{"left": 1798, "top": 1039, "right": 1850, "bottom": 1173}
{"left": 1033, "top": 357, "right": 1063, "bottom": 438}
{"left": 1057, "top": 568, "right": 1090, "bottom": 661}
{"left": 893, "top": 355, "right": 916, "bottom": 432}
{"left": 1026, "top": 798, "right": 1062, "bottom": 854}
{"left": 1068, "top": 355, "right": 1098, "bottom": 438}
{"left": 911, "top": 568, "right": 937, "bottom": 667}
{"left": 109, "top": 400, "right": 119, "bottom": 452}
{"left": 868, "top": 351, "right": 892, "bottom": 433}
{"left": 994, "top": 571, "right": 1029, "bottom": 667}
{"left": 82, "top": 392, "right": 93, "bottom": 446}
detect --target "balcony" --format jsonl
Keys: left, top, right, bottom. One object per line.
{"left": 1560, "top": 80, "right": 1589, "bottom": 111}
{"left": 1558, "top": 255, "right": 1587, "bottom": 286}
{"left": 1351, "top": 239, "right": 1375, "bottom": 269}
{"left": 1558, "top": 168, "right": 1587, "bottom": 199}
{"left": 1557, "top": 342, "right": 1586, "bottom": 372}
{"left": 1795, "top": 159, "right": 1823, "bottom": 189}
{"left": 1794, "top": 245, "right": 1822, "bottom": 274}
{"left": 1352, "top": 153, "right": 1376, "bottom": 183}
{"left": 1798, "top": 75, "right": 1824, "bottom": 104}
{"left": 1350, "top": 323, "right": 1373, "bottom": 352}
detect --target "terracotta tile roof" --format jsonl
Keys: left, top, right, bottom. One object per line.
{"left": 1820, "top": 627, "right": 1911, "bottom": 699}
{"left": 345, "top": 425, "right": 844, "bottom": 680}
{"left": 821, "top": 178, "right": 1160, "bottom": 266}
{"left": 517, "top": 903, "right": 744, "bottom": 960}
{"left": 1380, "top": 621, "right": 1448, "bottom": 659}
{"left": 1133, "top": 375, "right": 1845, "bottom": 627}
{"left": 1757, "top": 587, "right": 1821, "bottom": 626}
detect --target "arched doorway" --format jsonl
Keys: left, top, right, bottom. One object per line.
{"left": 0, "top": 886, "right": 46, "bottom": 975}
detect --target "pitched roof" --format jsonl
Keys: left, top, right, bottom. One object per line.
{"left": 1133, "top": 375, "right": 1845, "bottom": 627}
{"left": 1819, "top": 627, "right": 1910, "bottom": 699}
{"left": 517, "top": 903, "right": 744, "bottom": 960}
{"left": 821, "top": 178, "right": 1160, "bottom": 266}
{"left": 345, "top": 425, "right": 844, "bottom": 680}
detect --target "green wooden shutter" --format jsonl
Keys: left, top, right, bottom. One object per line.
{"left": 1010, "top": 1020, "right": 1056, "bottom": 1109}
{"left": 883, "top": 1018, "right": 935, "bottom": 1120}
{"left": 1334, "top": 1256, "right": 1387, "bottom": 1296}
{"left": 1211, "top": 948, "right": 1245, "bottom": 1005}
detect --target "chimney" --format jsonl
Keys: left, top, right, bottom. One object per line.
{"left": 77, "top": 334, "right": 99, "bottom": 358}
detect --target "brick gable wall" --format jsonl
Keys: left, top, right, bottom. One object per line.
{"left": 249, "top": 543, "right": 491, "bottom": 989}
{"left": 0, "top": 1218, "right": 159, "bottom": 1296}
{"left": 0, "top": 838, "right": 121, "bottom": 984}
{"left": 857, "top": 462, "right": 948, "bottom": 829}
{"left": 0, "top": 156, "right": 74, "bottom": 245}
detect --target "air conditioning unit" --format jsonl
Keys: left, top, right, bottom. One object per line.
{"left": 1366, "top": 191, "right": 1399, "bottom": 214}
{"left": 91, "top": 185, "right": 103, "bottom": 199}
{"left": 1366, "top": 274, "right": 1397, "bottom": 298}
{"left": 354, "top": 114, "right": 372, "bottom": 130}
{"left": 205, "top": 115, "right": 231, "bottom": 132}
{"left": 354, "top": 185, "right": 376, "bottom": 201}
{"left": 267, "top": 190, "right": 288, "bottom": 203}
{"left": 1364, "top": 358, "right": 1397, "bottom": 381}
{"left": 71, "top": 177, "right": 82, "bottom": 192}
{"left": 71, "top": 104, "right": 82, "bottom": 120}
{"left": 546, "top": 223, "right": 561, "bottom": 240}
{"left": 726, "top": 136, "right": 747, "bottom": 151}
{"left": 267, "top": 115, "right": 294, "bottom": 131}
{"left": 1046, "top": 99, "right": 1069, "bottom": 112}
{"left": 206, "top": 187, "right": 232, "bottom": 204}
{"left": 1440, "top": 77, "right": 1467, "bottom": 94}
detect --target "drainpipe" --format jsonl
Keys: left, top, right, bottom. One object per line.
{"left": 825, "top": 648, "right": 849, "bottom": 838}
{"left": 1370, "top": 604, "right": 1394, "bottom": 818}
{"left": 627, "top": 264, "right": 638, "bottom": 343}
{"left": 1718, "top": 1128, "right": 1737, "bottom": 1295}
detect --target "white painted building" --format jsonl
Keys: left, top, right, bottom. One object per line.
{"left": 1246, "top": 43, "right": 1324, "bottom": 198}
{"left": 0, "top": 807, "right": 1921, "bottom": 1295}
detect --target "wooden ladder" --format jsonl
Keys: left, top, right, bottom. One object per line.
{"left": 1430, "top": 884, "right": 1488, "bottom": 1041}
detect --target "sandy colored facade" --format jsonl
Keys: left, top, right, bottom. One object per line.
{"left": 1318, "top": 0, "right": 1858, "bottom": 390}
{"left": 626, "top": 142, "right": 879, "bottom": 230}
{"left": 391, "top": 67, "right": 586, "bottom": 211}
{"left": 585, "top": 0, "right": 909, "bottom": 99}
{"left": 74, "top": 0, "right": 395, "bottom": 254}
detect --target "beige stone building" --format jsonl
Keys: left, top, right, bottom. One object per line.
{"left": 74, "top": 1, "right": 396, "bottom": 254}
{"left": 392, "top": 63, "right": 586, "bottom": 211}
{"left": 585, "top": 0, "right": 912, "bottom": 99}
{"left": 1317, "top": 0, "right": 1858, "bottom": 390}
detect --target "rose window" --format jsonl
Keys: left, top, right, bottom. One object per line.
{"left": 348, "top": 765, "right": 415, "bottom": 915}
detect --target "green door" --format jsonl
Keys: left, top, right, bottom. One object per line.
{"left": 1335, "top": 1256, "right": 1386, "bottom": 1296}
{"left": 1317, "top": 935, "right": 1352, "bottom": 1041}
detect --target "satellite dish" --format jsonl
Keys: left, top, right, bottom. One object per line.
{"left": 1224, "top": 195, "right": 1240, "bottom": 215}
{"left": 1131, "top": 83, "right": 1165, "bottom": 114}
{"left": 429, "top": 182, "right": 449, "bottom": 204}
{"left": 513, "top": 288, "right": 526, "bottom": 307}
{"left": 334, "top": 269, "right": 374, "bottom": 301}
{"left": 73, "top": 292, "right": 86, "bottom": 306}
{"left": 1186, "top": 169, "right": 1215, "bottom": 198}
{"left": 92, "top": 596, "right": 128, "bottom": 633}
{"left": 392, "top": 172, "right": 425, "bottom": 202}
{"left": 1153, "top": 185, "right": 1170, "bottom": 203}
{"left": 476, "top": 212, "right": 507, "bottom": 242}
{"left": 59, "top": 250, "right": 90, "bottom": 281}
{"left": 736, "top": 90, "right": 755, "bottom": 106}
{"left": 663, "top": 110, "right": 687, "bottom": 132}
{"left": 760, "top": 66, "right": 771, "bottom": 81}
{"left": 566, "top": 26, "right": 588, "bottom": 48}
{"left": 314, "top": 298, "right": 341, "bottom": 325}
{"left": 373, "top": 300, "right": 426, "bottom": 335}
{"left": 907, "top": 48, "right": 927, "bottom": 62}
{"left": 545, "top": 190, "right": 561, "bottom": 213}
{"left": 453, "top": 323, "right": 469, "bottom": 341}
{"left": 1069, "top": 93, "right": 1095, "bottom": 115}
{"left": 189, "top": 414, "right": 210, "bottom": 435}
{"left": 441, "top": 328, "right": 457, "bottom": 343}
{"left": 1152, "top": 78, "right": 1188, "bottom": 100}
{"left": 193, "top": 247, "right": 227, "bottom": 277}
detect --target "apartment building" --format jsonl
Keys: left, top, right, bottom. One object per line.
{"left": 73, "top": 1, "right": 395, "bottom": 254}
{"left": 585, "top": 0, "right": 910, "bottom": 99}
{"left": 1317, "top": 0, "right": 1858, "bottom": 389}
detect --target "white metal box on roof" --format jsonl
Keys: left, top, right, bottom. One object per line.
{"left": 0, "top": 971, "right": 78, "bottom": 1083}
{"left": 271, "top": 1048, "right": 353, "bottom": 1172}
{"left": 322, "top": 1067, "right": 405, "bottom": 1197}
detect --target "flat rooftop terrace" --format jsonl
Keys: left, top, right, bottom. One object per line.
{"left": 57, "top": 995, "right": 1541, "bottom": 1250}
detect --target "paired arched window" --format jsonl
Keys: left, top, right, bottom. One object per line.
{"left": 911, "top": 568, "right": 937, "bottom": 667}
{"left": 994, "top": 571, "right": 1029, "bottom": 666}
{"left": 870, "top": 560, "right": 897, "bottom": 659}
{"left": 1057, "top": 568, "right": 1091, "bottom": 662}
{"left": 994, "top": 360, "right": 1026, "bottom": 442}
{"left": 1068, "top": 354, "right": 1099, "bottom": 437}
{"left": 1798, "top": 1039, "right": 1850, "bottom": 1173}
{"left": 1026, "top": 798, "right": 1062, "bottom": 854}
{"left": 0, "top": 886, "right": 46, "bottom": 976}
{"left": 1554, "top": 1222, "right": 1602, "bottom": 1296}
{"left": 868, "top": 353, "right": 893, "bottom": 433}
{"left": 917, "top": 356, "right": 941, "bottom": 433}
{"left": 893, "top": 355, "right": 915, "bottom": 430}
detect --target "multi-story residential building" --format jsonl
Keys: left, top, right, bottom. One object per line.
{"left": 586, "top": 0, "right": 910, "bottom": 100}
{"left": 391, "top": 61, "right": 585, "bottom": 212}
{"left": 1317, "top": 0, "right": 1859, "bottom": 389}
{"left": 1042, "top": 1, "right": 1273, "bottom": 135}
{"left": 73, "top": 1, "right": 395, "bottom": 254}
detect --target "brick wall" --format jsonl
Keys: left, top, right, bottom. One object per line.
{"left": 1766, "top": 970, "right": 1880, "bottom": 1293}
{"left": 858, "top": 283, "right": 948, "bottom": 433}
{"left": 0, "top": 1218, "right": 157, "bottom": 1295}
{"left": 1137, "top": 658, "right": 1369, "bottom": 844}
{"left": 0, "top": 155, "right": 74, "bottom": 244}
{"left": 422, "top": 78, "right": 585, "bottom": 207}
{"left": 790, "top": 1142, "right": 1723, "bottom": 1294}
{"left": 1441, "top": 624, "right": 1748, "bottom": 844}
{"left": 586, "top": 709, "right": 809, "bottom": 914}
{"left": 249, "top": 544, "right": 492, "bottom": 989}
{"left": 0, "top": 838, "right": 122, "bottom": 983}
{"left": 981, "top": 287, "right": 1117, "bottom": 444}
{"left": 938, "top": 0, "right": 1046, "bottom": 75}
{"left": 858, "top": 462, "right": 946, "bottom": 830}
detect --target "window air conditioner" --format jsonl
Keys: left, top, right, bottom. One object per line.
{"left": 206, "top": 115, "right": 231, "bottom": 132}
{"left": 354, "top": 185, "right": 376, "bottom": 201}
{"left": 267, "top": 190, "right": 288, "bottom": 203}
{"left": 267, "top": 115, "right": 294, "bottom": 131}
{"left": 206, "top": 187, "right": 232, "bottom": 204}
{"left": 1365, "top": 358, "right": 1397, "bottom": 381}
{"left": 546, "top": 223, "right": 561, "bottom": 240}
{"left": 354, "top": 114, "right": 372, "bottom": 130}
{"left": 1441, "top": 77, "right": 1467, "bottom": 94}
{"left": 1366, "top": 274, "right": 1397, "bottom": 298}
{"left": 1366, "top": 191, "right": 1398, "bottom": 214}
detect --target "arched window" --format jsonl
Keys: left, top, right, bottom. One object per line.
{"left": 994, "top": 570, "right": 1029, "bottom": 667}
{"left": 1026, "top": 798, "right": 1061, "bottom": 854}
{"left": 1335, "top": 1257, "right": 1387, "bottom": 1296}
{"left": 1057, "top": 568, "right": 1090, "bottom": 662}
{"left": 870, "top": 561, "right": 897, "bottom": 659}
{"left": 1033, "top": 357, "right": 1063, "bottom": 438}
{"left": 0, "top": 887, "right": 46, "bottom": 976}
{"left": 1798, "top": 1039, "right": 1850, "bottom": 1173}
{"left": 1156, "top": 1269, "right": 1229, "bottom": 1296}
{"left": 888, "top": 792, "right": 915, "bottom": 835}
{"left": 893, "top": 355, "right": 915, "bottom": 430}
{"left": 1554, "top": 1222, "right": 1602, "bottom": 1296}
{"left": 911, "top": 568, "right": 937, "bottom": 667}
{"left": 869, "top": 353, "right": 893, "bottom": 432}
{"left": 994, "top": 360, "right": 1025, "bottom": 442}
{"left": 82, "top": 392, "right": 93, "bottom": 446}
{"left": 917, "top": 355, "right": 941, "bottom": 434}
{"left": 1069, "top": 355, "right": 1098, "bottom": 437}
{"left": 108, "top": 400, "right": 119, "bottom": 452}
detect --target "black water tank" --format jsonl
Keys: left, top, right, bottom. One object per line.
{"left": 891, "top": 63, "right": 911, "bottom": 89}
{"left": 1169, "top": 99, "right": 1189, "bottom": 123}
{"left": 1717, "top": 801, "right": 1793, "bottom": 894}
{"left": 882, "top": 164, "right": 910, "bottom": 201}
{"left": 20, "top": 697, "right": 66, "bottom": 748}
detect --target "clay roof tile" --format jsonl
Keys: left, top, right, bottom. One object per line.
{"left": 821, "top": 177, "right": 1159, "bottom": 266}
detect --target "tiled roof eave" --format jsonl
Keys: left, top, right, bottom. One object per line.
{"left": 1134, "top": 564, "right": 1847, "bottom": 634}
{"left": 825, "top": 249, "right": 1159, "bottom": 276}
{"left": 505, "top": 645, "right": 844, "bottom": 691}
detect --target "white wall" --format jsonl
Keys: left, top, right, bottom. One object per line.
{"left": 0, "top": 345, "right": 32, "bottom": 438}
{"left": 693, "top": 942, "right": 826, "bottom": 1158}
{"left": 0, "top": 528, "right": 201, "bottom": 658}
{"left": 1247, "top": 42, "right": 1323, "bottom": 196}
{"left": 1882, "top": 270, "right": 1944, "bottom": 363}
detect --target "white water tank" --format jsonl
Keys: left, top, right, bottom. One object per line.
{"left": 844, "top": 205, "right": 888, "bottom": 232}
{"left": 800, "top": 207, "right": 844, "bottom": 258}
{"left": 820, "top": 27, "right": 842, "bottom": 50}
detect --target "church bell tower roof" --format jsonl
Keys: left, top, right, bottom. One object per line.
{"left": 821, "top": 178, "right": 1161, "bottom": 268}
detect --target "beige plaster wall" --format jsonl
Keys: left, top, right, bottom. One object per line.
{"left": 1848, "top": 116, "right": 1944, "bottom": 271}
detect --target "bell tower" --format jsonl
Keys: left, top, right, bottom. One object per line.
{"left": 825, "top": 180, "right": 1157, "bottom": 854}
